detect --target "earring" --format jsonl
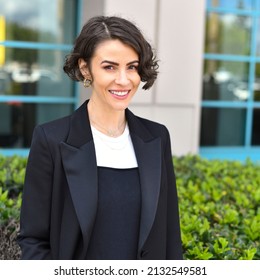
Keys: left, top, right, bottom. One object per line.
{"left": 83, "top": 78, "right": 92, "bottom": 88}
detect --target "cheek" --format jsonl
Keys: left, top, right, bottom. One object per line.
{"left": 135, "top": 77, "right": 141, "bottom": 87}
{"left": 92, "top": 76, "right": 111, "bottom": 88}
{"left": 131, "top": 73, "right": 141, "bottom": 86}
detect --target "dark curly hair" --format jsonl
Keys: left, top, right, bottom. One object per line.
{"left": 63, "top": 16, "right": 159, "bottom": 90}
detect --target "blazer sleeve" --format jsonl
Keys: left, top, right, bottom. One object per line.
{"left": 17, "top": 125, "right": 53, "bottom": 259}
{"left": 164, "top": 129, "right": 183, "bottom": 259}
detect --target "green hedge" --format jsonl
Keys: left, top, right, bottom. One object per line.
{"left": 0, "top": 155, "right": 24, "bottom": 259}
{"left": 174, "top": 155, "right": 260, "bottom": 260}
{"left": 0, "top": 155, "right": 259, "bottom": 259}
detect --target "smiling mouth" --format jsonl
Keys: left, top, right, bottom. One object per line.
{"left": 109, "top": 90, "right": 130, "bottom": 96}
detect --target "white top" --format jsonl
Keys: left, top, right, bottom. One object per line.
{"left": 91, "top": 123, "right": 138, "bottom": 169}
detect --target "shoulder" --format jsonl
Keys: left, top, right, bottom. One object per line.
{"left": 136, "top": 115, "right": 168, "bottom": 135}
{"left": 34, "top": 114, "right": 71, "bottom": 143}
{"left": 127, "top": 109, "right": 168, "bottom": 135}
{"left": 127, "top": 108, "right": 170, "bottom": 140}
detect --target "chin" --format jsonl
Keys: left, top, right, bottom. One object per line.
{"left": 112, "top": 103, "right": 129, "bottom": 111}
{"left": 109, "top": 98, "right": 132, "bottom": 111}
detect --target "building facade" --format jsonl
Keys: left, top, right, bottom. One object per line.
{"left": 0, "top": 0, "right": 259, "bottom": 161}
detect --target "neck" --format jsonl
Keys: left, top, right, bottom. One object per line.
{"left": 87, "top": 99, "right": 126, "bottom": 137}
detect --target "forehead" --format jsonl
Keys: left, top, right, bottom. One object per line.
{"left": 93, "top": 39, "right": 139, "bottom": 61}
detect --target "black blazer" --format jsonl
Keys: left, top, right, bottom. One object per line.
{"left": 17, "top": 100, "right": 183, "bottom": 259}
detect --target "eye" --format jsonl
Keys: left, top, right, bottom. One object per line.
{"left": 128, "top": 64, "right": 138, "bottom": 71}
{"left": 103, "top": 65, "right": 115, "bottom": 70}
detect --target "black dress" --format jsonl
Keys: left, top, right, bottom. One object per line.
{"left": 86, "top": 166, "right": 141, "bottom": 260}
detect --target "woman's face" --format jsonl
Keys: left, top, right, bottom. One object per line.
{"left": 80, "top": 39, "right": 141, "bottom": 113}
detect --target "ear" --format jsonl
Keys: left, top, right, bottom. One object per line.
{"left": 78, "top": 58, "right": 91, "bottom": 78}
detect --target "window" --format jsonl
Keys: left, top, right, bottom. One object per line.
{"left": 200, "top": 0, "right": 260, "bottom": 160}
{"left": 0, "top": 0, "right": 81, "bottom": 155}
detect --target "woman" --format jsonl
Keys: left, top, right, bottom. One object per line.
{"left": 17, "top": 16, "right": 183, "bottom": 260}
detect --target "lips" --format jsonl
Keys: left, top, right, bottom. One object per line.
{"left": 109, "top": 90, "right": 130, "bottom": 97}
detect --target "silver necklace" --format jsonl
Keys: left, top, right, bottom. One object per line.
{"left": 90, "top": 118, "right": 126, "bottom": 137}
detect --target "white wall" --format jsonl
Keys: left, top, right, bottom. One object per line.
{"left": 80, "top": 0, "right": 206, "bottom": 156}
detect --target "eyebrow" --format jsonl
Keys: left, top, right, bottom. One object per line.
{"left": 101, "top": 60, "right": 139, "bottom": 66}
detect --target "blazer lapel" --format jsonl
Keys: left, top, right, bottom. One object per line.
{"left": 126, "top": 109, "right": 162, "bottom": 252}
{"left": 60, "top": 101, "right": 98, "bottom": 251}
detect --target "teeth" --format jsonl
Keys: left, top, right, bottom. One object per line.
{"left": 110, "top": 90, "right": 129, "bottom": 96}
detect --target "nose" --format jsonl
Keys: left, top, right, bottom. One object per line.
{"left": 115, "top": 70, "right": 129, "bottom": 86}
